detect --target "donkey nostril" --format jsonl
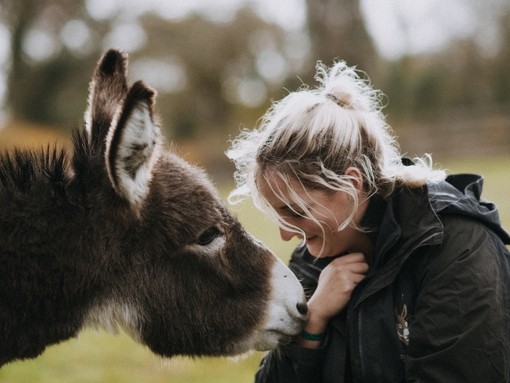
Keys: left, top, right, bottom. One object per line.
{"left": 296, "top": 302, "right": 308, "bottom": 316}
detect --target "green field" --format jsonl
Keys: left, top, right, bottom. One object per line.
{"left": 0, "top": 154, "right": 508, "bottom": 382}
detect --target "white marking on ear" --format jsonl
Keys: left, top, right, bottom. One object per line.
{"left": 84, "top": 300, "right": 142, "bottom": 341}
{"left": 105, "top": 98, "right": 162, "bottom": 206}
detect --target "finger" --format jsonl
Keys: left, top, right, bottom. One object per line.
{"left": 331, "top": 252, "right": 365, "bottom": 265}
{"left": 346, "top": 262, "right": 369, "bottom": 275}
{"left": 326, "top": 258, "right": 369, "bottom": 274}
{"left": 351, "top": 272, "right": 367, "bottom": 284}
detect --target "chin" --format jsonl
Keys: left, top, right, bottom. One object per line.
{"left": 306, "top": 245, "right": 328, "bottom": 258}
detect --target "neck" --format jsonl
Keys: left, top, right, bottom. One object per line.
{"left": 349, "top": 228, "right": 375, "bottom": 261}
{"left": 357, "top": 194, "right": 388, "bottom": 266}
{"left": 349, "top": 196, "right": 378, "bottom": 263}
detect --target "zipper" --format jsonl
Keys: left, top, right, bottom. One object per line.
{"left": 357, "top": 307, "right": 365, "bottom": 382}
{"left": 349, "top": 232, "right": 442, "bottom": 381}
{"left": 348, "top": 304, "right": 370, "bottom": 382}
{"left": 347, "top": 287, "right": 367, "bottom": 383}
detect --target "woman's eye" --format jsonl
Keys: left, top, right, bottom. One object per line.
{"left": 285, "top": 210, "right": 305, "bottom": 219}
{"left": 196, "top": 227, "right": 223, "bottom": 246}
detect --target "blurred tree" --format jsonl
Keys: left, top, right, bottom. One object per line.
{"left": 489, "top": 6, "right": 510, "bottom": 105}
{"left": 0, "top": 0, "right": 303, "bottom": 140}
{"left": 136, "top": 8, "right": 298, "bottom": 139}
{"left": 382, "top": 56, "right": 414, "bottom": 120}
{"left": 1, "top": 0, "right": 508, "bottom": 161}
{"left": 1, "top": 0, "right": 109, "bottom": 127}
{"left": 302, "top": 0, "right": 379, "bottom": 84}
{"left": 442, "top": 40, "right": 489, "bottom": 108}
{"left": 382, "top": 0, "right": 510, "bottom": 124}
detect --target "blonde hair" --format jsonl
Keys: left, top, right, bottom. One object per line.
{"left": 227, "top": 61, "right": 445, "bottom": 232}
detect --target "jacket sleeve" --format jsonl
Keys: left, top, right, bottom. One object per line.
{"left": 405, "top": 216, "right": 510, "bottom": 382}
{"left": 254, "top": 344, "right": 326, "bottom": 383}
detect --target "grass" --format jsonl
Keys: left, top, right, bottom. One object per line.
{"left": 0, "top": 330, "right": 264, "bottom": 382}
{"left": 0, "top": 122, "right": 509, "bottom": 381}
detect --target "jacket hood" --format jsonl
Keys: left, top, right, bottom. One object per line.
{"left": 428, "top": 174, "right": 510, "bottom": 244}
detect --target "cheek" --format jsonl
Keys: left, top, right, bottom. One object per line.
{"left": 284, "top": 217, "right": 315, "bottom": 233}
{"left": 324, "top": 229, "right": 343, "bottom": 246}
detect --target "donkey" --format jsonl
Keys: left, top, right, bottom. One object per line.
{"left": 0, "top": 49, "right": 307, "bottom": 366}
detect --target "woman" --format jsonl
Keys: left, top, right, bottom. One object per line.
{"left": 227, "top": 61, "right": 510, "bottom": 382}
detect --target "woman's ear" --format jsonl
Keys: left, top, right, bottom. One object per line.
{"left": 344, "top": 167, "right": 365, "bottom": 192}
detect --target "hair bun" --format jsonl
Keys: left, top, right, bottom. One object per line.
{"left": 325, "top": 92, "right": 353, "bottom": 109}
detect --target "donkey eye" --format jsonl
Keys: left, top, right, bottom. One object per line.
{"left": 196, "top": 226, "right": 223, "bottom": 246}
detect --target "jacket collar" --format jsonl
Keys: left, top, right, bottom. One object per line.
{"left": 373, "top": 185, "right": 443, "bottom": 271}
{"left": 352, "top": 185, "right": 444, "bottom": 309}
{"left": 429, "top": 174, "right": 510, "bottom": 244}
{"left": 354, "top": 173, "right": 509, "bottom": 309}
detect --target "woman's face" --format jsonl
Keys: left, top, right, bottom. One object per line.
{"left": 258, "top": 171, "right": 368, "bottom": 258}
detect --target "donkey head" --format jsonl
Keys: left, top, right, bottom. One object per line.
{"left": 76, "top": 49, "right": 307, "bottom": 358}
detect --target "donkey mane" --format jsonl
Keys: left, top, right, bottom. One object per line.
{"left": 0, "top": 146, "right": 71, "bottom": 196}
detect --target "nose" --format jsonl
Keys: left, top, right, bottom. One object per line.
{"left": 296, "top": 302, "right": 308, "bottom": 317}
{"left": 279, "top": 227, "right": 296, "bottom": 242}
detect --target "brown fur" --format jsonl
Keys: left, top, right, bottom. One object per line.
{"left": 0, "top": 50, "right": 301, "bottom": 366}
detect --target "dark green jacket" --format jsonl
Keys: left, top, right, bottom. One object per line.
{"left": 255, "top": 174, "right": 510, "bottom": 383}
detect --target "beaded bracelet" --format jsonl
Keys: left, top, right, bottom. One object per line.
{"left": 300, "top": 330, "right": 325, "bottom": 342}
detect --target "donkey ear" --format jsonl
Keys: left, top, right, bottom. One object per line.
{"left": 105, "top": 81, "right": 162, "bottom": 206}
{"left": 85, "top": 49, "right": 129, "bottom": 148}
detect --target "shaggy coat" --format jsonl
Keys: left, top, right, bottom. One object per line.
{"left": 0, "top": 49, "right": 306, "bottom": 366}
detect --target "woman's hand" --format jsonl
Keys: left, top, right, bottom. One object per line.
{"left": 297, "top": 253, "right": 369, "bottom": 348}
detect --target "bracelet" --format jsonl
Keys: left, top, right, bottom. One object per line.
{"left": 300, "top": 330, "right": 325, "bottom": 342}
